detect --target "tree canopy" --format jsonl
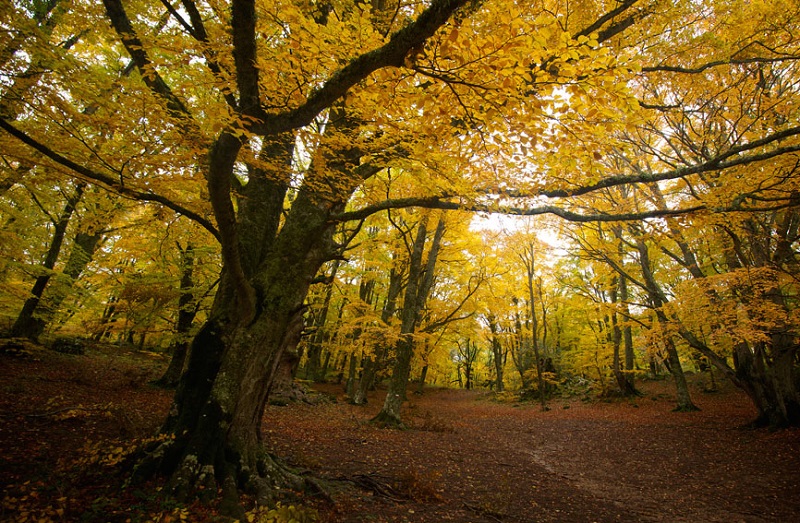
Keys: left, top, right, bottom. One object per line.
{"left": 2, "top": 0, "right": 800, "bottom": 515}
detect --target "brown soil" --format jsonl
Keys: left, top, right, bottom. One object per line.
{"left": 267, "top": 382, "right": 800, "bottom": 523}
{"left": 1, "top": 343, "right": 799, "bottom": 522}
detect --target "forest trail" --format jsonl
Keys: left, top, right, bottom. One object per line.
{"left": 2, "top": 344, "right": 799, "bottom": 522}
{"left": 268, "top": 382, "right": 800, "bottom": 523}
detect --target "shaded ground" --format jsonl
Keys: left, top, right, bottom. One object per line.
{"left": 267, "top": 382, "right": 800, "bottom": 523}
{"left": 1, "top": 342, "right": 799, "bottom": 522}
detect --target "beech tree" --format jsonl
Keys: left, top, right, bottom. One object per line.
{"left": 4, "top": 0, "right": 800, "bottom": 516}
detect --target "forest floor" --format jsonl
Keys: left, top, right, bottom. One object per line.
{"left": 1, "top": 341, "right": 800, "bottom": 523}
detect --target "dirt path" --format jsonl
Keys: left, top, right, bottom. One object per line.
{"left": 2, "top": 345, "right": 799, "bottom": 522}
{"left": 266, "top": 384, "right": 800, "bottom": 523}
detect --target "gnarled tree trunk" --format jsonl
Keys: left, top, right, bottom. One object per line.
{"left": 135, "top": 185, "right": 336, "bottom": 515}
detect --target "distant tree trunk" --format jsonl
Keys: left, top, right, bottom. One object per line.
{"left": 304, "top": 261, "right": 340, "bottom": 381}
{"left": 46, "top": 230, "right": 104, "bottom": 327}
{"left": 634, "top": 237, "right": 698, "bottom": 411}
{"left": 623, "top": 322, "right": 637, "bottom": 381}
{"left": 373, "top": 215, "right": 445, "bottom": 426}
{"left": 456, "top": 338, "right": 479, "bottom": 390}
{"left": 93, "top": 295, "right": 119, "bottom": 341}
{"left": 353, "top": 265, "right": 402, "bottom": 405}
{"left": 510, "top": 309, "right": 533, "bottom": 389}
{"left": 416, "top": 364, "right": 428, "bottom": 394}
{"left": 611, "top": 276, "right": 638, "bottom": 396}
{"left": 11, "top": 183, "right": 84, "bottom": 340}
{"left": 488, "top": 316, "right": 506, "bottom": 392}
{"left": 663, "top": 335, "right": 697, "bottom": 411}
{"left": 335, "top": 352, "right": 346, "bottom": 384}
{"left": 345, "top": 351, "right": 359, "bottom": 396}
{"left": 519, "top": 243, "right": 547, "bottom": 410}
{"left": 372, "top": 218, "right": 430, "bottom": 426}
{"left": 154, "top": 243, "right": 198, "bottom": 388}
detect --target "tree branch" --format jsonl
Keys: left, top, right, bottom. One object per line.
{"left": 247, "top": 0, "right": 470, "bottom": 136}
{"left": 102, "top": 0, "right": 199, "bottom": 130}
{"left": 576, "top": 0, "right": 643, "bottom": 41}
{"left": 231, "top": 0, "right": 260, "bottom": 115}
{"left": 331, "top": 195, "right": 708, "bottom": 223}
{"left": 642, "top": 55, "right": 800, "bottom": 74}
{"left": 0, "top": 117, "right": 220, "bottom": 240}
{"left": 539, "top": 127, "right": 800, "bottom": 198}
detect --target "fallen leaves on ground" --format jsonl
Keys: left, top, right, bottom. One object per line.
{"left": 2, "top": 344, "right": 799, "bottom": 522}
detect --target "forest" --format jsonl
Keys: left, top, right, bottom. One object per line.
{"left": 1, "top": 0, "right": 800, "bottom": 521}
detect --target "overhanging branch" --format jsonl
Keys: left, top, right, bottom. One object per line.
{"left": 538, "top": 126, "right": 800, "bottom": 198}
{"left": 642, "top": 55, "right": 800, "bottom": 75}
{"left": 0, "top": 117, "right": 220, "bottom": 240}
{"left": 331, "top": 195, "right": 708, "bottom": 223}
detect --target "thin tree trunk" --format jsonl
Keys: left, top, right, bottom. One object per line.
{"left": 353, "top": 265, "right": 402, "bottom": 405}
{"left": 634, "top": 236, "right": 698, "bottom": 411}
{"left": 416, "top": 364, "right": 428, "bottom": 394}
{"left": 611, "top": 276, "right": 638, "bottom": 396}
{"left": 621, "top": 275, "right": 637, "bottom": 389}
{"left": 488, "top": 317, "right": 505, "bottom": 392}
{"left": 11, "top": 184, "right": 84, "bottom": 339}
{"left": 345, "top": 350, "right": 359, "bottom": 397}
{"left": 373, "top": 218, "right": 430, "bottom": 426}
{"left": 154, "top": 243, "right": 198, "bottom": 388}
{"left": 304, "top": 261, "right": 340, "bottom": 381}
{"left": 521, "top": 243, "right": 547, "bottom": 410}
{"left": 373, "top": 215, "right": 446, "bottom": 426}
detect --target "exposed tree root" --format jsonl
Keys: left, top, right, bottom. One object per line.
{"left": 128, "top": 437, "right": 327, "bottom": 518}
{"left": 341, "top": 473, "right": 406, "bottom": 502}
{"left": 370, "top": 410, "right": 406, "bottom": 429}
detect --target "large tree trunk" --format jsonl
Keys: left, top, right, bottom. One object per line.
{"left": 95, "top": 0, "right": 475, "bottom": 511}
{"left": 733, "top": 341, "right": 800, "bottom": 427}
{"left": 136, "top": 231, "right": 329, "bottom": 515}
{"left": 645, "top": 186, "right": 800, "bottom": 423}
{"left": 131, "top": 127, "right": 339, "bottom": 514}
